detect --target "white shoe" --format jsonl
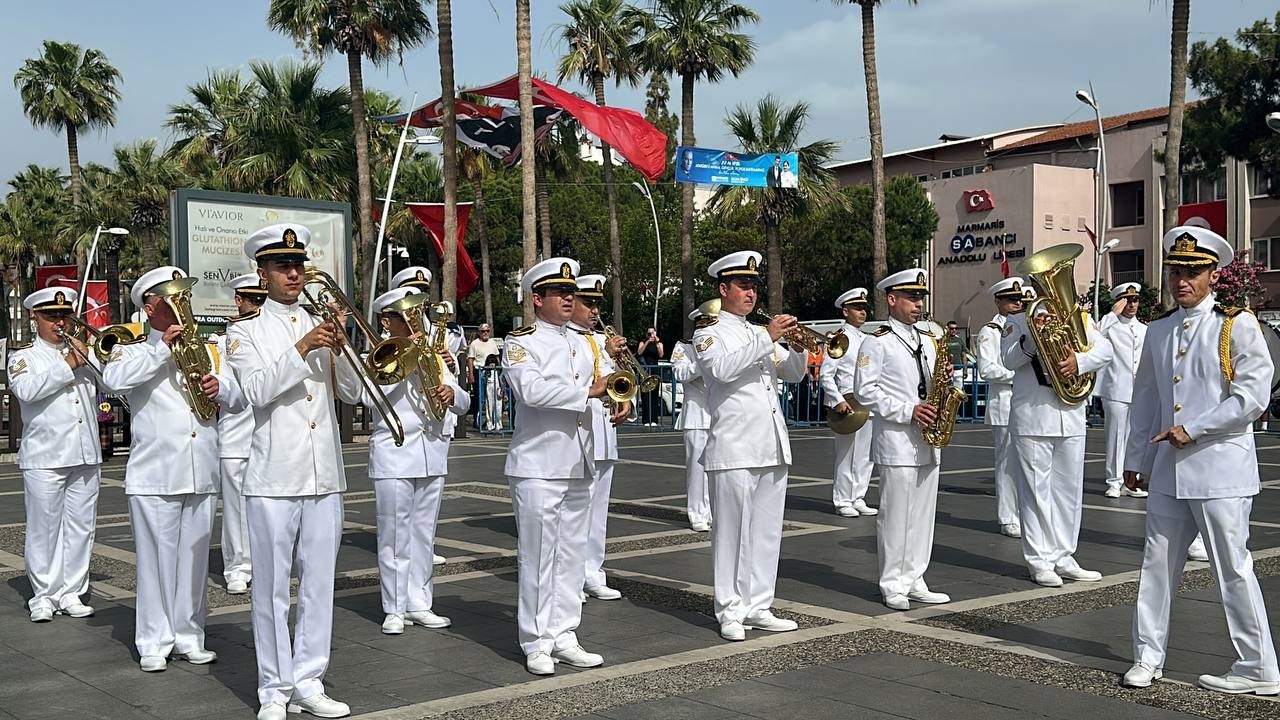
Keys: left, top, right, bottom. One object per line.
{"left": 585, "top": 585, "right": 622, "bottom": 600}
{"left": 287, "top": 693, "right": 351, "bottom": 718}
{"left": 1057, "top": 566, "right": 1102, "bottom": 582}
{"left": 404, "top": 610, "right": 452, "bottom": 628}
{"left": 172, "top": 648, "right": 217, "bottom": 664}
{"left": 884, "top": 594, "right": 910, "bottom": 611}
{"left": 1197, "top": 673, "right": 1280, "bottom": 695}
{"left": 1122, "top": 486, "right": 1149, "bottom": 498}
{"left": 580, "top": 591, "right": 588, "bottom": 603}
{"left": 1104, "top": 486, "right": 1122, "bottom": 499}
{"left": 59, "top": 602, "right": 94, "bottom": 618}
{"left": 551, "top": 645, "right": 604, "bottom": 667}
{"left": 433, "top": 554, "right": 446, "bottom": 565}
{"left": 1033, "top": 571, "right": 1063, "bottom": 587}
{"left": 526, "top": 651, "right": 555, "bottom": 675}
{"left": 226, "top": 579, "right": 248, "bottom": 595}
{"left": 1187, "top": 538, "right": 1209, "bottom": 562}
{"left": 1122, "top": 662, "right": 1162, "bottom": 688}
{"left": 720, "top": 621, "right": 746, "bottom": 641}
{"left": 257, "top": 703, "right": 287, "bottom": 720}
{"left": 690, "top": 520, "right": 711, "bottom": 532}
{"left": 1000, "top": 523, "right": 1022, "bottom": 538}
{"left": 139, "top": 655, "right": 167, "bottom": 672}
{"left": 381, "top": 614, "right": 404, "bottom": 635}
{"left": 743, "top": 611, "right": 798, "bottom": 632}
{"left": 836, "top": 505, "right": 858, "bottom": 517}
{"left": 853, "top": 499, "right": 879, "bottom": 516}
{"left": 907, "top": 589, "right": 951, "bottom": 604}
{"left": 29, "top": 607, "right": 53, "bottom": 623}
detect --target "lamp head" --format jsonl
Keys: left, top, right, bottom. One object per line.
{"left": 107, "top": 227, "right": 129, "bottom": 236}
{"left": 1267, "top": 111, "right": 1280, "bottom": 133}
{"left": 1103, "top": 238, "right": 1121, "bottom": 252}
{"left": 1075, "top": 90, "right": 1096, "bottom": 109}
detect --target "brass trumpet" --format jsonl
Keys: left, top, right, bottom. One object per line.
{"left": 302, "top": 267, "right": 406, "bottom": 446}
{"left": 596, "top": 320, "right": 659, "bottom": 394}
{"left": 749, "top": 308, "right": 849, "bottom": 359}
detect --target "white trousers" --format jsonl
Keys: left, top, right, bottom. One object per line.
{"left": 877, "top": 464, "right": 940, "bottom": 598}
{"left": 128, "top": 493, "right": 214, "bottom": 658}
{"left": 508, "top": 475, "right": 591, "bottom": 656}
{"left": 684, "top": 429, "right": 711, "bottom": 525}
{"left": 1133, "top": 492, "right": 1279, "bottom": 679}
{"left": 1102, "top": 400, "right": 1130, "bottom": 491}
{"left": 584, "top": 460, "right": 615, "bottom": 589}
{"left": 708, "top": 465, "right": 788, "bottom": 624}
{"left": 219, "top": 458, "right": 251, "bottom": 583}
{"left": 23, "top": 465, "right": 99, "bottom": 612}
{"left": 373, "top": 476, "right": 444, "bottom": 615}
{"left": 1013, "top": 434, "right": 1085, "bottom": 575}
{"left": 246, "top": 493, "right": 343, "bottom": 706}
{"left": 832, "top": 423, "right": 873, "bottom": 508}
{"left": 990, "top": 426, "right": 1021, "bottom": 526}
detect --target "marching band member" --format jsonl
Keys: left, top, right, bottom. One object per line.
{"left": 820, "top": 287, "right": 877, "bottom": 518}
{"left": 502, "top": 257, "right": 611, "bottom": 675}
{"left": 212, "top": 274, "right": 266, "bottom": 595}
{"left": 1122, "top": 226, "right": 1279, "bottom": 695}
{"left": 368, "top": 288, "right": 468, "bottom": 636}
{"left": 973, "top": 278, "right": 1032, "bottom": 538}
{"left": 568, "top": 274, "right": 632, "bottom": 601}
{"left": 853, "top": 269, "right": 950, "bottom": 611}
{"left": 692, "top": 251, "right": 806, "bottom": 641}
{"left": 999, "top": 273, "right": 1113, "bottom": 588}
{"left": 104, "top": 266, "right": 242, "bottom": 672}
{"left": 8, "top": 288, "right": 101, "bottom": 623}
{"left": 1098, "top": 282, "right": 1150, "bottom": 500}
{"left": 227, "top": 224, "right": 361, "bottom": 720}
{"left": 672, "top": 307, "right": 712, "bottom": 532}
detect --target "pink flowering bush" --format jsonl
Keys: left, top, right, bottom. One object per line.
{"left": 1214, "top": 256, "right": 1268, "bottom": 308}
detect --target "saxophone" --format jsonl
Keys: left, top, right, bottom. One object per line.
{"left": 149, "top": 275, "right": 218, "bottom": 421}
{"left": 921, "top": 336, "right": 965, "bottom": 449}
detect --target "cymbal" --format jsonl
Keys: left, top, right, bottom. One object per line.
{"left": 828, "top": 393, "right": 870, "bottom": 435}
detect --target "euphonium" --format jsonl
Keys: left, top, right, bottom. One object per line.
{"left": 1017, "top": 243, "right": 1094, "bottom": 404}
{"left": 749, "top": 308, "right": 849, "bottom": 359}
{"left": 62, "top": 315, "right": 138, "bottom": 363}
{"left": 419, "top": 301, "right": 454, "bottom": 420}
{"left": 146, "top": 276, "right": 218, "bottom": 421}
{"left": 921, "top": 337, "right": 966, "bottom": 448}
{"left": 371, "top": 291, "right": 450, "bottom": 420}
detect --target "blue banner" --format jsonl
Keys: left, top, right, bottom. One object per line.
{"left": 675, "top": 146, "right": 800, "bottom": 188}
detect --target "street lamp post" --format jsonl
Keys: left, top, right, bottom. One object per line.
{"left": 78, "top": 225, "right": 129, "bottom": 320}
{"left": 1077, "top": 86, "right": 1112, "bottom": 319}
{"left": 631, "top": 179, "right": 663, "bottom": 329}
{"left": 1094, "top": 237, "right": 1120, "bottom": 319}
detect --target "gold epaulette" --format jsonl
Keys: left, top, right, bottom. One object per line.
{"left": 10, "top": 340, "right": 32, "bottom": 350}
{"left": 510, "top": 324, "right": 535, "bottom": 337}
{"left": 871, "top": 326, "right": 892, "bottom": 337}
{"left": 1155, "top": 307, "right": 1178, "bottom": 321}
{"left": 571, "top": 326, "right": 592, "bottom": 335}
{"left": 1214, "top": 303, "right": 1247, "bottom": 317}
{"left": 919, "top": 327, "right": 937, "bottom": 338}
{"left": 695, "top": 315, "right": 718, "bottom": 329}
{"left": 1215, "top": 304, "right": 1253, "bottom": 383}
{"left": 984, "top": 322, "right": 1001, "bottom": 331}
{"left": 228, "top": 309, "right": 260, "bottom": 323}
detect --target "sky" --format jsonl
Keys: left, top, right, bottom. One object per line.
{"left": 0, "top": 0, "right": 1273, "bottom": 186}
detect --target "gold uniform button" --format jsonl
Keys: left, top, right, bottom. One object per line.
{"left": 291, "top": 316, "right": 298, "bottom": 323}
{"left": 1173, "top": 375, "right": 1182, "bottom": 384}
{"left": 1178, "top": 348, "right": 1186, "bottom": 356}
{"left": 306, "top": 394, "right": 313, "bottom": 402}
{"left": 310, "top": 421, "right": 317, "bottom": 429}
{"left": 74, "top": 399, "right": 80, "bottom": 404}
{"left": 191, "top": 431, "right": 197, "bottom": 437}
{"left": 1183, "top": 321, "right": 1190, "bottom": 329}
{"left": 1174, "top": 404, "right": 1182, "bottom": 413}
{"left": 574, "top": 374, "right": 580, "bottom": 380}
{"left": 77, "top": 418, "right": 83, "bottom": 424}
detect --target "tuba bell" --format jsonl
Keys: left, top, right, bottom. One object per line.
{"left": 145, "top": 276, "right": 218, "bottom": 421}
{"left": 1017, "top": 243, "right": 1095, "bottom": 404}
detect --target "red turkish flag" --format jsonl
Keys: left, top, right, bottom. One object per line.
{"left": 963, "top": 189, "right": 995, "bottom": 213}
{"left": 54, "top": 279, "right": 109, "bottom": 328}
{"left": 404, "top": 202, "right": 479, "bottom": 299}
{"left": 36, "top": 265, "right": 77, "bottom": 289}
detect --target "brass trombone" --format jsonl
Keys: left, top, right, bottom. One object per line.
{"left": 301, "top": 267, "right": 406, "bottom": 447}
{"left": 61, "top": 315, "right": 139, "bottom": 363}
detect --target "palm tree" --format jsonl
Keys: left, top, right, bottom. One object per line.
{"left": 460, "top": 144, "right": 497, "bottom": 328}
{"left": 268, "top": 0, "right": 434, "bottom": 309}
{"left": 517, "top": 0, "right": 538, "bottom": 322}
{"left": 634, "top": 0, "right": 759, "bottom": 336}
{"left": 102, "top": 140, "right": 187, "bottom": 269}
{"left": 0, "top": 167, "right": 71, "bottom": 334}
{"left": 833, "top": 0, "right": 919, "bottom": 319}
{"left": 556, "top": 0, "right": 645, "bottom": 332}
{"left": 434, "top": 0, "right": 461, "bottom": 305}
{"left": 708, "top": 95, "right": 842, "bottom": 309}
{"left": 1160, "top": 0, "right": 1191, "bottom": 235}
{"left": 165, "top": 70, "right": 256, "bottom": 184}
{"left": 534, "top": 115, "right": 585, "bottom": 259}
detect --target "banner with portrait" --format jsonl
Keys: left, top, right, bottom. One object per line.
{"left": 675, "top": 146, "right": 800, "bottom": 188}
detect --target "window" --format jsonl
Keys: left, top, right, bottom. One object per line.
{"left": 940, "top": 164, "right": 982, "bottom": 179}
{"left": 1110, "top": 181, "right": 1145, "bottom": 228}
{"left": 1211, "top": 172, "right": 1228, "bottom": 201}
{"left": 1110, "top": 250, "right": 1144, "bottom": 286}
{"left": 1250, "top": 165, "right": 1276, "bottom": 197}
{"left": 915, "top": 174, "right": 929, "bottom": 183}
{"left": 1253, "top": 238, "right": 1280, "bottom": 270}
{"left": 1181, "top": 174, "right": 1199, "bottom": 205}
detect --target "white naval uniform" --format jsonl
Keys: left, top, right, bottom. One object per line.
{"left": 211, "top": 332, "right": 253, "bottom": 586}
{"left": 692, "top": 310, "right": 806, "bottom": 624}
{"left": 8, "top": 337, "right": 103, "bottom": 614}
{"left": 103, "top": 329, "right": 242, "bottom": 660}
{"left": 226, "top": 298, "right": 362, "bottom": 707}
{"left": 1096, "top": 312, "right": 1147, "bottom": 492}
{"left": 1127, "top": 294, "right": 1278, "bottom": 680}
{"left": 974, "top": 315, "right": 1020, "bottom": 527}
{"left": 1000, "top": 312, "right": 1113, "bottom": 576}
{"left": 437, "top": 323, "right": 467, "bottom": 439}
{"left": 852, "top": 318, "right": 942, "bottom": 599}
{"left": 819, "top": 323, "right": 874, "bottom": 511}
{"left": 671, "top": 340, "right": 711, "bottom": 526}
{"left": 573, "top": 324, "right": 620, "bottom": 591}
{"left": 501, "top": 319, "right": 596, "bottom": 656}
{"left": 366, "top": 366, "right": 468, "bottom": 616}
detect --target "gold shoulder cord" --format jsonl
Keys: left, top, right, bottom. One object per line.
{"left": 585, "top": 334, "right": 601, "bottom": 382}
{"left": 1220, "top": 313, "right": 1238, "bottom": 383}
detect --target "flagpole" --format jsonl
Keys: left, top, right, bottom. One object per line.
{"left": 368, "top": 92, "right": 418, "bottom": 324}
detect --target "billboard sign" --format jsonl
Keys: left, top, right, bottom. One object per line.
{"left": 675, "top": 145, "right": 799, "bottom": 188}
{"left": 170, "top": 189, "right": 352, "bottom": 324}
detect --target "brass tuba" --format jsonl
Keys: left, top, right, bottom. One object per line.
{"left": 147, "top": 276, "right": 218, "bottom": 421}
{"left": 921, "top": 336, "right": 966, "bottom": 448}
{"left": 1017, "top": 243, "right": 1094, "bottom": 404}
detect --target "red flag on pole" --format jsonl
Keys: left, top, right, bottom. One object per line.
{"left": 36, "top": 265, "right": 77, "bottom": 289}
{"left": 404, "top": 202, "right": 479, "bottom": 299}
{"left": 999, "top": 249, "right": 1010, "bottom": 279}
{"left": 54, "top": 279, "right": 109, "bottom": 328}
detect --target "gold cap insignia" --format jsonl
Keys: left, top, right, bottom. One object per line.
{"left": 1011, "top": 281, "right": 1021, "bottom": 292}
{"left": 416, "top": 270, "right": 426, "bottom": 281}
{"left": 560, "top": 262, "right": 572, "bottom": 278}
{"left": 917, "top": 272, "right": 926, "bottom": 286}
{"left": 172, "top": 270, "right": 182, "bottom": 280}
{"left": 1023, "top": 290, "right": 1035, "bottom": 300}
{"left": 283, "top": 228, "right": 297, "bottom": 247}
{"left": 747, "top": 256, "right": 758, "bottom": 271}
{"left": 1173, "top": 232, "right": 1197, "bottom": 254}
{"left": 595, "top": 280, "right": 603, "bottom": 292}
{"left": 53, "top": 291, "right": 65, "bottom": 305}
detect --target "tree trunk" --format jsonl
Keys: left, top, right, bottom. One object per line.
{"left": 861, "top": 1, "right": 888, "bottom": 320}
{"left": 1162, "top": 0, "right": 1189, "bottom": 237}
{"left": 66, "top": 121, "right": 87, "bottom": 278}
{"left": 141, "top": 226, "right": 157, "bottom": 271}
{"left": 593, "top": 74, "right": 625, "bottom": 334}
{"left": 765, "top": 220, "right": 783, "bottom": 310}
{"left": 473, "top": 178, "right": 494, "bottom": 328}
{"left": 102, "top": 241, "right": 121, "bottom": 324}
{"left": 516, "top": 0, "right": 537, "bottom": 323}
{"left": 679, "top": 72, "right": 696, "bottom": 339}
{"left": 348, "top": 49, "right": 376, "bottom": 311}
{"left": 438, "top": 0, "right": 459, "bottom": 306}
{"left": 536, "top": 165, "right": 553, "bottom": 259}
{"left": 0, "top": 268, "right": 10, "bottom": 342}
